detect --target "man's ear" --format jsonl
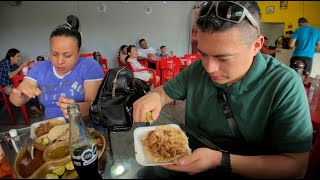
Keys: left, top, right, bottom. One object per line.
{"left": 252, "top": 35, "right": 264, "bottom": 56}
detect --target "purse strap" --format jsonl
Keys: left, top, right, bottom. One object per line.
{"left": 216, "top": 87, "right": 243, "bottom": 139}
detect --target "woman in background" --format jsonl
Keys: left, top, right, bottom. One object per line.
{"left": 126, "top": 45, "right": 159, "bottom": 89}
{"left": 118, "top": 45, "right": 128, "bottom": 65}
{"left": 0, "top": 48, "right": 41, "bottom": 116}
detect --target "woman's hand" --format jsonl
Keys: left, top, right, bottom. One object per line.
{"left": 16, "top": 79, "right": 41, "bottom": 99}
{"left": 21, "top": 60, "right": 30, "bottom": 68}
{"left": 57, "top": 96, "right": 76, "bottom": 119}
{"left": 161, "top": 148, "right": 222, "bottom": 175}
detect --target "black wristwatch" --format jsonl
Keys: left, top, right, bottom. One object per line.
{"left": 216, "top": 151, "right": 232, "bottom": 175}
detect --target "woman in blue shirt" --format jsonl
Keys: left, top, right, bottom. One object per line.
{"left": 10, "top": 15, "right": 104, "bottom": 120}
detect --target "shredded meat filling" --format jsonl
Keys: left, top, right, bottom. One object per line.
{"left": 34, "top": 122, "right": 54, "bottom": 137}
{"left": 143, "top": 126, "right": 189, "bottom": 163}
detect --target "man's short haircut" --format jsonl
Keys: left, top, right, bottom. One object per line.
{"left": 196, "top": 1, "right": 261, "bottom": 45}
{"left": 298, "top": 17, "right": 308, "bottom": 24}
{"left": 139, "top": 39, "right": 146, "bottom": 44}
{"left": 160, "top": 46, "right": 166, "bottom": 49}
{"left": 286, "top": 30, "right": 293, "bottom": 35}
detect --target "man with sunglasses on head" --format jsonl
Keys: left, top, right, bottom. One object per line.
{"left": 133, "top": 1, "right": 312, "bottom": 179}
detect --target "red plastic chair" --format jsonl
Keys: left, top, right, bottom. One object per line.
{"left": 11, "top": 75, "right": 30, "bottom": 125}
{"left": 183, "top": 53, "right": 201, "bottom": 61}
{"left": 159, "top": 57, "right": 182, "bottom": 85}
{"left": 0, "top": 85, "right": 16, "bottom": 125}
{"left": 117, "top": 56, "right": 126, "bottom": 67}
{"left": 80, "top": 53, "right": 94, "bottom": 58}
{"left": 159, "top": 57, "right": 182, "bottom": 106}
{"left": 81, "top": 53, "right": 108, "bottom": 75}
{"left": 181, "top": 53, "right": 201, "bottom": 69}
{"left": 100, "top": 58, "right": 109, "bottom": 75}
{"left": 127, "top": 62, "right": 160, "bottom": 88}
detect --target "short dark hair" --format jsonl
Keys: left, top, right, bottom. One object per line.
{"left": 160, "top": 46, "right": 166, "bottom": 49}
{"left": 139, "top": 39, "right": 146, "bottom": 44}
{"left": 264, "top": 37, "right": 268, "bottom": 40}
{"left": 285, "top": 30, "right": 293, "bottom": 35}
{"left": 5, "top": 48, "right": 20, "bottom": 61}
{"left": 298, "top": 17, "right": 308, "bottom": 24}
{"left": 50, "top": 15, "right": 82, "bottom": 49}
{"left": 126, "top": 45, "right": 136, "bottom": 61}
{"left": 196, "top": 1, "right": 261, "bottom": 45}
{"left": 118, "top": 45, "right": 128, "bottom": 56}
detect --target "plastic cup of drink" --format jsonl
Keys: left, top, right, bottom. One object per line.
{"left": 170, "top": 51, "right": 174, "bottom": 57}
{"left": 22, "top": 67, "right": 28, "bottom": 75}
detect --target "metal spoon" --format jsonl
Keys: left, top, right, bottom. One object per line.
{"left": 27, "top": 138, "right": 34, "bottom": 159}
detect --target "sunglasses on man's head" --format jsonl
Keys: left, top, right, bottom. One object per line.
{"left": 198, "top": 1, "right": 260, "bottom": 36}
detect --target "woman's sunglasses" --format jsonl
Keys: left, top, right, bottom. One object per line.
{"left": 198, "top": 1, "right": 260, "bottom": 36}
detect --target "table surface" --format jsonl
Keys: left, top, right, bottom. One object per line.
{"left": 0, "top": 111, "right": 220, "bottom": 179}
{"left": 2, "top": 94, "right": 318, "bottom": 178}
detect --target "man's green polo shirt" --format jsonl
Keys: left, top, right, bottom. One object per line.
{"left": 163, "top": 52, "right": 312, "bottom": 153}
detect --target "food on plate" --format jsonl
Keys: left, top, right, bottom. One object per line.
{"left": 18, "top": 149, "right": 45, "bottom": 178}
{"left": 46, "top": 173, "right": 59, "bottom": 179}
{"left": 34, "top": 134, "right": 49, "bottom": 144}
{"left": 92, "top": 136, "right": 104, "bottom": 147}
{"left": 65, "top": 161, "right": 75, "bottom": 171}
{"left": 41, "top": 137, "right": 49, "bottom": 146}
{"left": 34, "top": 120, "right": 66, "bottom": 138}
{"left": 52, "top": 165, "right": 65, "bottom": 176}
{"left": 47, "top": 124, "right": 71, "bottom": 143}
{"left": 142, "top": 125, "right": 189, "bottom": 163}
{"left": 45, "top": 161, "right": 77, "bottom": 179}
{"left": 61, "top": 169, "right": 77, "bottom": 179}
{"left": 47, "top": 146, "right": 69, "bottom": 160}
{"left": 146, "top": 111, "right": 153, "bottom": 124}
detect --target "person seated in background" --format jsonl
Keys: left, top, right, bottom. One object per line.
{"left": 260, "top": 37, "right": 280, "bottom": 57}
{"left": 137, "top": 39, "right": 157, "bottom": 69}
{"left": 10, "top": 15, "right": 104, "bottom": 120}
{"left": 126, "top": 45, "right": 159, "bottom": 89}
{"left": 275, "top": 30, "right": 293, "bottom": 49}
{"left": 118, "top": 45, "right": 128, "bottom": 65}
{"left": 159, "top": 45, "right": 169, "bottom": 58}
{"left": 0, "top": 48, "right": 42, "bottom": 116}
{"left": 137, "top": 39, "right": 157, "bottom": 60}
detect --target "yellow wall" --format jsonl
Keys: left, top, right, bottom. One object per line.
{"left": 257, "top": 1, "right": 320, "bottom": 34}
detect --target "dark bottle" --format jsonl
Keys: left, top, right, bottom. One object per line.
{"left": 67, "top": 104, "right": 103, "bottom": 179}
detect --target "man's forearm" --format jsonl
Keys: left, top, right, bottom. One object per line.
{"left": 231, "top": 152, "right": 309, "bottom": 179}
{"left": 150, "top": 86, "right": 173, "bottom": 107}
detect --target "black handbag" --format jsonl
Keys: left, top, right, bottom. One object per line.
{"left": 90, "top": 67, "right": 150, "bottom": 132}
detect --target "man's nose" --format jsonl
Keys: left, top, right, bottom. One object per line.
{"left": 205, "top": 58, "right": 219, "bottom": 73}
